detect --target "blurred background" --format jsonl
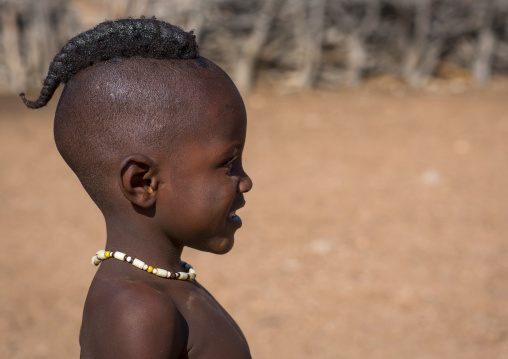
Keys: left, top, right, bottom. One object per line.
{"left": 1, "top": 0, "right": 507, "bottom": 358}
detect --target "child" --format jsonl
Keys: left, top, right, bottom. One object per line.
{"left": 21, "top": 18, "right": 253, "bottom": 359}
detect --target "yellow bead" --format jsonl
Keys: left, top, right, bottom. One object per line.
{"left": 147, "top": 266, "right": 153, "bottom": 273}
{"left": 105, "top": 251, "right": 111, "bottom": 258}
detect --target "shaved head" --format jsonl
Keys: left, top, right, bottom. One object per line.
{"left": 20, "top": 18, "right": 245, "bottom": 214}
{"left": 54, "top": 56, "right": 240, "bottom": 211}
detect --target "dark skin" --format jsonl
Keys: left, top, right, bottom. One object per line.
{"left": 77, "top": 58, "right": 253, "bottom": 358}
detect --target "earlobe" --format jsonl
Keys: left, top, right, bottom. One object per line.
{"left": 119, "top": 154, "right": 158, "bottom": 209}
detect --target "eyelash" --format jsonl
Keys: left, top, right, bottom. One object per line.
{"left": 222, "top": 156, "right": 238, "bottom": 169}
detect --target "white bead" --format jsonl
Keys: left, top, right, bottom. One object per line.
{"left": 155, "top": 269, "right": 168, "bottom": 277}
{"left": 189, "top": 268, "right": 196, "bottom": 274}
{"left": 152, "top": 268, "right": 158, "bottom": 275}
{"left": 132, "top": 259, "right": 145, "bottom": 269}
{"left": 178, "top": 272, "right": 189, "bottom": 280}
{"left": 92, "top": 256, "right": 101, "bottom": 266}
{"left": 142, "top": 264, "right": 148, "bottom": 271}
{"left": 189, "top": 273, "right": 196, "bottom": 280}
{"left": 114, "top": 251, "right": 126, "bottom": 261}
{"left": 97, "top": 250, "right": 106, "bottom": 260}
{"left": 126, "top": 256, "right": 132, "bottom": 262}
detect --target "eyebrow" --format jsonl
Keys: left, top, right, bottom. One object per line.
{"left": 218, "top": 143, "right": 243, "bottom": 159}
{"left": 220, "top": 146, "right": 238, "bottom": 157}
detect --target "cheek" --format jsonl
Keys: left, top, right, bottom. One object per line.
{"left": 159, "top": 171, "right": 237, "bottom": 226}
{"left": 195, "top": 182, "right": 238, "bottom": 226}
{"left": 177, "top": 181, "right": 232, "bottom": 220}
{"left": 195, "top": 185, "right": 232, "bottom": 217}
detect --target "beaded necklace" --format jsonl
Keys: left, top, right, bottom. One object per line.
{"left": 92, "top": 250, "right": 196, "bottom": 280}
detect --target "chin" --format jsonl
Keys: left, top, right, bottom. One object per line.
{"left": 209, "top": 237, "right": 235, "bottom": 255}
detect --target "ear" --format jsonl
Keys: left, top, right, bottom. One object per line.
{"left": 119, "top": 154, "right": 158, "bottom": 209}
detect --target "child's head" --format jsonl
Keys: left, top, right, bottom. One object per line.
{"left": 22, "top": 18, "right": 252, "bottom": 254}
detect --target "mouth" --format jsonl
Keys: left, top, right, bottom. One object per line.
{"left": 228, "top": 210, "right": 239, "bottom": 220}
{"left": 226, "top": 202, "right": 245, "bottom": 227}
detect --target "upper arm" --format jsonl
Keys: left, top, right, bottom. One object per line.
{"left": 86, "top": 283, "right": 187, "bottom": 359}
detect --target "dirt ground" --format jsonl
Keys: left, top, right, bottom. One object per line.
{"left": 1, "top": 83, "right": 507, "bottom": 359}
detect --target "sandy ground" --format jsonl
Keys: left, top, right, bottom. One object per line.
{"left": 1, "top": 84, "right": 507, "bottom": 359}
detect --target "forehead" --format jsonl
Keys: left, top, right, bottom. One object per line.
{"left": 131, "top": 58, "right": 248, "bottom": 161}
{"left": 196, "top": 77, "right": 247, "bottom": 139}
{"left": 153, "top": 58, "right": 247, "bottom": 144}
{"left": 157, "top": 73, "right": 247, "bottom": 173}
{"left": 180, "top": 87, "right": 247, "bottom": 163}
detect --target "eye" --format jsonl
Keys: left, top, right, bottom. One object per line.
{"left": 221, "top": 155, "right": 238, "bottom": 172}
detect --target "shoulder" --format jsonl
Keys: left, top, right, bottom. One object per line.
{"left": 107, "top": 280, "right": 182, "bottom": 327}
{"left": 82, "top": 279, "right": 188, "bottom": 359}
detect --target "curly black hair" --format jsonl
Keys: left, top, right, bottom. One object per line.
{"left": 20, "top": 17, "right": 199, "bottom": 109}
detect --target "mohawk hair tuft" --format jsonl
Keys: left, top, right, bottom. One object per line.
{"left": 20, "top": 17, "right": 199, "bottom": 109}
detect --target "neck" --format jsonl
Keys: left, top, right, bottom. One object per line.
{"left": 104, "top": 215, "right": 184, "bottom": 273}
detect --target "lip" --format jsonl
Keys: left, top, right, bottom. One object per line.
{"left": 230, "top": 201, "right": 245, "bottom": 213}
{"left": 226, "top": 212, "right": 243, "bottom": 228}
{"left": 226, "top": 201, "right": 245, "bottom": 228}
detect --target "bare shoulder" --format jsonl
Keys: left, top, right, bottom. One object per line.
{"left": 80, "top": 278, "right": 188, "bottom": 359}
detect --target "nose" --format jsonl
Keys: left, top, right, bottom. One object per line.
{"left": 238, "top": 171, "right": 253, "bottom": 193}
